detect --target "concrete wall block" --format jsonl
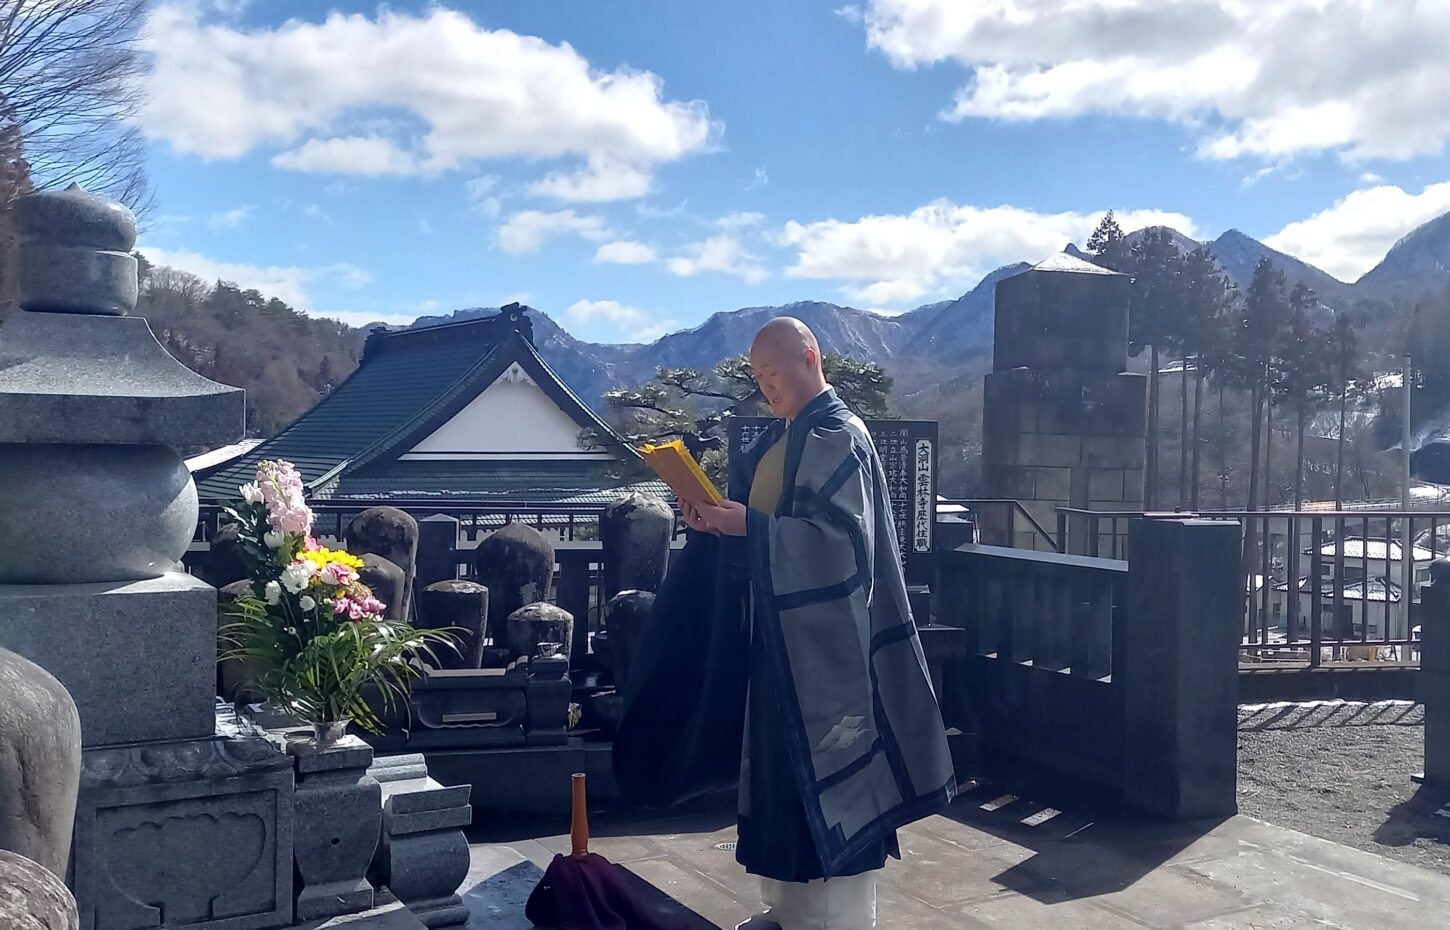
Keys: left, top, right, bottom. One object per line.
{"left": 1087, "top": 468, "right": 1125, "bottom": 502}
{"left": 1017, "top": 433, "right": 1082, "bottom": 467}
{"left": 1082, "top": 435, "right": 1145, "bottom": 469}
{"left": 1030, "top": 466, "right": 1073, "bottom": 500}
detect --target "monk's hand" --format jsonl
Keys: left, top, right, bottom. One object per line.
{"left": 697, "top": 500, "right": 748, "bottom": 536}
{"left": 679, "top": 500, "right": 716, "bottom": 534}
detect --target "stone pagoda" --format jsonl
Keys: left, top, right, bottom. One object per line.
{"left": 981, "top": 252, "right": 1147, "bottom": 551}
{"left": 0, "top": 187, "right": 295, "bottom": 929}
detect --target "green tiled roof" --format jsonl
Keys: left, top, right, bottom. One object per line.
{"left": 332, "top": 460, "right": 666, "bottom": 502}
{"left": 196, "top": 310, "right": 635, "bottom": 502}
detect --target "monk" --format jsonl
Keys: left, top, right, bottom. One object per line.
{"left": 614, "top": 318, "right": 954, "bottom": 930}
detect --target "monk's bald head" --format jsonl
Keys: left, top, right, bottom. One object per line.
{"left": 750, "top": 317, "right": 828, "bottom": 419}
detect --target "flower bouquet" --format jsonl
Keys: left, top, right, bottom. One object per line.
{"left": 219, "top": 460, "right": 453, "bottom": 745}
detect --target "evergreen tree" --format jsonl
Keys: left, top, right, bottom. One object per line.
{"left": 1325, "top": 313, "right": 1364, "bottom": 507}
{"left": 1085, "top": 211, "right": 1132, "bottom": 272}
{"left": 1179, "top": 247, "right": 1234, "bottom": 509}
{"left": 1273, "top": 283, "right": 1331, "bottom": 509}
{"left": 1126, "top": 227, "right": 1186, "bottom": 509}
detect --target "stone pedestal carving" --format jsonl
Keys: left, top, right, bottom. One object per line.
{"left": 289, "top": 737, "right": 382, "bottom": 922}
{"left": 367, "top": 654, "right": 571, "bottom": 753}
{"left": 472, "top": 525, "right": 554, "bottom": 644}
{"left": 599, "top": 494, "right": 673, "bottom": 600}
{"left": 418, "top": 581, "right": 488, "bottom": 669}
{"left": 505, "top": 603, "right": 573, "bottom": 663}
{"left": 0, "top": 646, "right": 81, "bottom": 878}
{"left": 981, "top": 253, "right": 1145, "bottom": 552}
{"left": 0, "top": 849, "right": 80, "bottom": 930}
{"left": 368, "top": 756, "right": 471, "bottom": 928}
{"left": 347, "top": 509, "right": 419, "bottom": 621}
{"left": 72, "top": 707, "right": 294, "bottom": 930}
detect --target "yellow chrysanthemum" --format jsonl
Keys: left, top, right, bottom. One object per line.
{"left": 298, "top": 547, "right": 365, "bottom": 571}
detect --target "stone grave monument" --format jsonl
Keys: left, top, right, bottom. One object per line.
{"left": 0, "top": 185, "right": 299, "bottom": 927}
{"left": 0, "top": 186, "right": 467, "bottom": 929}
{"left": 981, "top": 252, "right": 1146, "bottom": 551}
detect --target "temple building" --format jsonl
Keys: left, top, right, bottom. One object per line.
{"left": 197, "top": 306, "right": 662, "bottom": 504}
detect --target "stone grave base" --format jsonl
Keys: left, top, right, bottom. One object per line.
{"left": 72, "top": 729, "right": 295, "bottom": 930}
{"left": 423, "top": 740, "right": 615, "bottom": 818}
{"left": 296, "top": 901, "right": 427, "bottom": 929}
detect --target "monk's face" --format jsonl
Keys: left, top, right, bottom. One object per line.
{"left": 750, "top": 339, "right": 820, "bottom": 420}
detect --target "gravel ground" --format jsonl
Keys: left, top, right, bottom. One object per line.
{"left": 1237, "top": 702, "right": 1450, "bottom": 876}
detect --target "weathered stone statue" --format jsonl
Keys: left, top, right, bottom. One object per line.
{"left": 347, "top": 507, "right": 419, "bottom": 619}
{"left": 473, "top": 523, "right": 554, "bottom": 643}
{"left": 0, "top": 647, "right": 81, "bottom": 878}
{"left": 600, "top": 493, "right": 673, "bottom": 600}
{"left": 603, "top": 590, "right": 655, "bottom": 699}
{"left": 419, "top": 580, "right": 489, "bottom": 669}
{"left": 506, "top": 603, "right": 574, "bottom": 664}
{"left": 358, "top": 553, "right": 407, "bottom": 623}
{"left": 0, "top": 849, "right": 79, "bottom": 930}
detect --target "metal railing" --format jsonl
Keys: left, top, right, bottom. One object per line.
{"left": 1058, "top": 507, "right": 1446, "bottom": 666}
{"left": 942, "top": 498, "right": 1061, "bottom": 552}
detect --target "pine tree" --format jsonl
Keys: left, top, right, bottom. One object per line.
{"left": 1086, "top": 211, "right": 1132, "bottom": 272}
{"left": 1127, "top": 227, "right": 1186, "bottom": 509}
{"left": 1325, "top": 313, "right": 1364, "bottom": 507}
{"left": 1179, "top": 247, "right": 1234, "bottom": 509}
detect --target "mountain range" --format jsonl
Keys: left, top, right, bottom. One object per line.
{"left": 401, "top": 209, "right": 1450, "bottom": 406}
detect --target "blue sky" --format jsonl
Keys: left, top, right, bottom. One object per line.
{"left": 136, "top": 0, "right": 1450, "bottom": 342}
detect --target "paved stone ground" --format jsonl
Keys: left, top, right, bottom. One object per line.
{"left": 459, "top": 779, "right": 1450, "bottom": 929}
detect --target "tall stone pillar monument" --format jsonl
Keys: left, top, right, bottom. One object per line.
{"left": 981, "top": 253, "right": 1146, "bottom": 552}
{"left": 0, "top": 187, "right": 296, "bottom": 929}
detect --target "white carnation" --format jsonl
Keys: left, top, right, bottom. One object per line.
{"left": 240, "top": 482, "right": 264, "bottom": 505}
{"left": 264, "top": 581, "right": 282, "bottom": 605}
{"left": 298, "top": 595, "right": 317, "bottom": 611}
{"left": 280, "top": 561, "right": 315, "bottom": 594}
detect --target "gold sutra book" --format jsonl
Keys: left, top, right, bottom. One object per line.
{"left": 639, "top": 439, "right": 724, "bottom": 507}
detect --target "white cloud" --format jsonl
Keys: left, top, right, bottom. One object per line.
{"left": 780, "top": 199, "right": 1196, "bottom": 307}
{"left": 466, "top": 175, "right": 502, "bottom": 218}
{"left": 530, "top": 157, "right": 652, "bottom": 202}
{"left": 498, "top": 209, "right": 611, "bottom": 254}
{"left": 594, "top": 241, "right": 659, "bottom": 264}
{"left": 138, "top": 246, "right": 372, "bottom": 312}
{"left": 303, "top": 203, "right": 333, "bottom": 224}
{"left": 273, "top": 136, "right": 434, "bottom": 176}
{"left": 418, "top": 218, "right": 434, "bottom": 235}
{"left": 1360, "top": 172, "right": 1385, "bottom": 185}
{"left": 716, "top": 211, "right": 766, "bottom": 230}
{"left": 143, "top": 5, "right": 716, "bottom": 191}
{"left": 565, "top": 299, "right": 675, "bottom": 342}
{"left": 747, "top": 166, "right": 769, "bottom": 190}
{"left": 857, "top": 0, "right": 1450, "bottom": 162}
{"left": 207, "top": 205, "right": 252, "bottom": 231}
{"left": 1265, "top": 182, "right": 1450, "bottom": 283}
{"left": 667, "top": 235, "right": 768, "bottom": 284}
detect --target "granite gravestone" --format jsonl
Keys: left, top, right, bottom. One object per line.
{"left": 0, "top": 186, "right": 297, "bottom": 930}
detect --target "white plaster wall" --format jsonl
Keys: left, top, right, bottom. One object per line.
{"left": 402, "top": 363, "right": 610, "bottom": 460}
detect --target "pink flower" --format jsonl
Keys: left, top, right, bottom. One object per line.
{"left": 320, "top": 562, "right": 356, "bottom": 586}
{"left": 255, "top": 460, "right": 313, "bottom": 537}
{"left": 305, "top": 536, "right": 320, "bottom": 551}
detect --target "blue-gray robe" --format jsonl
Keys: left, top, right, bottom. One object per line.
{"left": 614, "top": 389, "right": 954, "bottom": 880}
